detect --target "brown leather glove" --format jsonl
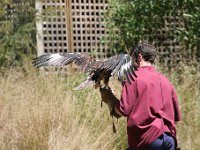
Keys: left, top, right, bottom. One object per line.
{"left": 100, "top": 87, "right": 121, "bottom": 133}
{"left": 100, "top": 86, "right": 120, "bottom": 117}
{"left": 100, "top": 87, "right": 114, "bottom": 103}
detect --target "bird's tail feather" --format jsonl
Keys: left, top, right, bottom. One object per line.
{"left": 73, "top": 77, "right": 95, "bottom": 90}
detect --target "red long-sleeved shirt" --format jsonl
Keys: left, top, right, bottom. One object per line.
{"left": 115, "top": 66, "right": 181, "bottom": 149}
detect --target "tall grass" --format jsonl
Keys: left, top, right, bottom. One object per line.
{"left": 168, "top": 65, "right": 200, "bottom": 150}
{"left": 0, "top": 62, "right": 200, "bottom": 150}
{"left": 0, "top": 63, "right": 127, "bottom": 150}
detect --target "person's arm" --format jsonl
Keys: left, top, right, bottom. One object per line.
{"left": 114, "top": 104, "right": 124, "bottom": 117}
{"left": 100, "top": 81, "right": 137, "bottom": 118}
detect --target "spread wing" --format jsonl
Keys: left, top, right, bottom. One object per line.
{"left": 99, "top": 54, "right": 137, "bottom": 83}
{"left": 32, "top": 53, "right": 137, "bottom": 84}
{"left": 32, "top": 53, "right": 101, "bottom": 74}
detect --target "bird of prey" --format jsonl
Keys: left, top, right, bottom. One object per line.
{"left": 32, "top": 53, "right": 137, "bottom": 90}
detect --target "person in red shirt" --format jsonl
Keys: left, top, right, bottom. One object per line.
{"left": 100, "top": 43, "right": 181, "bottom": 150}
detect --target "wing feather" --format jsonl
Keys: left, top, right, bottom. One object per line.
{"left": 32, "top": 53, "right": 101, "bottom": 73}
{"left": 32, "top": 53, "right": 137, "bottom": 86}
{"left": 100, "top": 54, "right": 137, "bottom": 83}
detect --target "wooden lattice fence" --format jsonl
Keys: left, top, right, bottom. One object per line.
{"left": 36, "top": 0, "right": 109, "bottom": 59}
{"left": 153, "top": 15, "right": 184, "bottom": 67}
{"left": 36, "top": 0, "right": 185, "bottom": 67}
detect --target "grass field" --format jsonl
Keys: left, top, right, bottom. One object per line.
{"left": 0, "top": 62, "right": 200, "bottom": 150}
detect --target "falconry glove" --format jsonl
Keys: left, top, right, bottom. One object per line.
{"left": 100, "top": 87, "right": 120, "bottom": 118}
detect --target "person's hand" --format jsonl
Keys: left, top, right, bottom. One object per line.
{"left": 99, "top": 86, "right": 115, "bottom": 104}
{"left": 100, "top": 86, "right": 121, "bottom": 119}
{"left": 100, "top": 86, "right": 120, "bottom": 133}
{"left": 99, "top": 86, "right": 118, "bottom": 112}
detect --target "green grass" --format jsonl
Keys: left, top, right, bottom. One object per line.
{"left": 0, "top": 62, "right": 199, "bottom": 150}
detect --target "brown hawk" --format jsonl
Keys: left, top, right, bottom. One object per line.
{"left": 32, "top": 53, "right": 137, "bottom": 90}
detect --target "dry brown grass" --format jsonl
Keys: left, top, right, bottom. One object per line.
{"left": 0, "top": 62, "right": 199, "bottom": 150}
{"left": 0, "top": 64, "right": 126, "bottom": 150}
{"left": 170, "top": 65, "right": 200, "bottom": 150}
{"left": 158, "top": 64, "right": 200, "bottom": 150}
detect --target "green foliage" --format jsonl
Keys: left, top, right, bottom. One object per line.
{"left": 175, "top": 1, "right": 200, "bottom": 57}
{"left": 105, "top": 0, "right": 172, "bottom": 52}
{"left": 0, "top": 0, "right": 36, "bottom": 68}
{"left": 105, "top": 0, "right": 200, "bottom": 57}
